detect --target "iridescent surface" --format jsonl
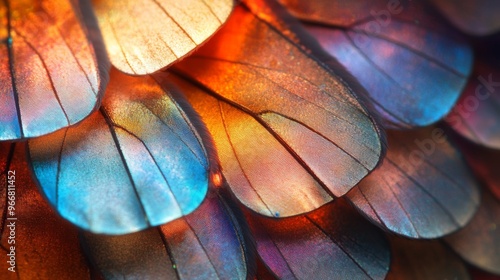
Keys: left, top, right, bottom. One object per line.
{"left": 429, "top": 0, "right": 500, "bottom": 36}
{"left": 81, "top": 189, "right": 251, "bottom": 279}
{"left": 173, "top": 0, "right": 385, "bottom": 217}
{"left": 246, "top": 199, "right": 390, "bottom": 279}
{"left": 0, "top": 143, "right": 90, "bottom": 279}
{"left": 280, "top": 0, "right": 472, "bottom": 128}
{"left": 446, "top": 59, "right": 500, "bottom": 149}
{"left": 386, "top": 237, "right": 469, "bottom": 280}
{"left": 348, "top": 127, "right": 480, "bottom": 238}
{"left": 28, "top": 69, "right": 214, "bottom": 234}
{"left": 445, "top": 191, "right": 500, "bottom": 275}
{"left": 0, "top": 0, "right": 109, "bottom": 140}
{"left": 92, "top": 0, "right": 234, "bottom": 75}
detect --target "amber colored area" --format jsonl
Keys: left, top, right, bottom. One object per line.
{"left": 0, "top": 143, "right": 90, "bottom": 279}
{"left": 92, "top": 0, "right": 234, "bottom": 75}
{"left": 173, "top": 0, "right": 384, "bottom": 218}
{"left": 0, "top": 0, "right": 107, "bottom": 141}
{"left": 211, "top": 172, "right": 222, "bottom": 187}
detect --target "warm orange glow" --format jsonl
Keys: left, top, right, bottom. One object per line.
{"left": 0, "top": 0, "right": 107, "bottom": 141}
{"left": 172, "top": 1, "right": 384, "bottom": 218}
{"left": 212, "top": 172, "right": 222, "bottom": 188}
{"left": 92, "top": 0, "right": 234, "bottom": 75}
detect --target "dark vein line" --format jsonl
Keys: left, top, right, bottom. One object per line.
{"left": 385, "top": 158, "right": 462, "bottom": 227}
{"left": 343, "top": 26, "right": 458, "bottom": 126}
{"left": 158, "top": 35, "right": 178, "bottom": 60}
{"left": 306, "top": 216, "right": 375, "bottom": 280}
{"left": 190, "top": 56, "right": 381, "bottom": 156}
{"left": 143, "top": 106, "right": 205, "bottom": 166}
{"left": 157, "top": 227, "right": 181, "bottom": 280}
{"left": 14, "top": 30, "right": 70, "bottom": 125}
{"left": 112, "top": 124, "right": 184, "bottom": 213}
{"left": 107, "top": 14, "right": 136, "bottom": 74}
{"left": 129, "top": 9, "right": 173, "bottom": 70}
{"left": 55, "top": 129, "right": 68, "bottom": 208}
{"left": 188, "top": 55, "right": 382, "bottom": 156}
{"left": 339, "top": 231, "right": 389, "bottom": 268}
{"left": 257, "top": 220, "right": 299, "bottom": 280}
{"left": 151, "top": 0, "right": 196, "bottom": 45}
{"left": 349, "top": 27, "right": 467, "bottom": 78}
{"left": 420, "top": 156, "right": 475, "bottom": 199}
{"left": 200, "top": 0, "right": 222, "bottom": 23}
{"left": 381, "top": 176, "right": 420, "bottom": 237}
{"left": 356, "top": 186, "right": 391, "bottom": 230}
{"left": 344, "top": 30, "right": 422, "bottom": 103}
{"left": 261, "top": 111, "right": 371, "bottom": 171}
{"left": 184, "top": 219, "right": 222, "bottom": 280}
{"left": 190, "top": 55, "right": 357, "bottom": 112}
{"left": 218, "top": 101, "right": 274, "bottom": 215}
{"left": 39, "top": 7, "right": 98, "bottom": 97}
{"left": 366, "top": 92, "right": 411, "bottom": 127}
{"left": 216, "top": 191, "right": 251, "bottom": 277}
{"left": 100, "top": 108, "right": 150, "bottom": 226}
{"left": 152, "top": 91, "right": 206, "bottom": 165}
{"left": 4, "top": 0, "right": 24, "bottom": 138}
{"left": 170, "top": 71, "right": 338, "bottom": 200}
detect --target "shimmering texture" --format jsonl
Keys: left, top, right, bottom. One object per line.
{"left": 386, "top": 237, "right": 469, "bottom": 280}
{"left": 280, "top": 0, "right": 472, "bottom": 129}
{"left": 173, "top": 0, "right": 385, "bottom": 217}
{"left": 429, "top": 0, "right": 500, "bottom": 36}
{"left": 446, "top": 60, "right": 500, "bottom": 149}
{"left": 445, "top": 191, "right": 500, "bottom": 275}
{"left": 0, "top": 0, "right": 109, "bottom": 140}
{"left": 246, "top": 199, "right": 390, "bottom": 280}
{"left": 28, "top": 69, "right": 215, "bottom": 234}
{"left": 92, "top": 0, "right": 234, "bottom": 75}
{"left": 348, "top": 127, "right": 481, "bottom": 238}
{"left": 0, "top": 143, "right": 90, "bottom": 279}
{"left": 81, "top": 189, "right": 252, "bottom": 279}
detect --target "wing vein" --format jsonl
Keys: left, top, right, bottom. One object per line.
{"left": 100, "top": 108, "right": 150, "bottom": 226}
{"left": 218, "top": 101, "right": 274, "bottom": 215}
{"left": 306, "top": 216, "right": 375, "bottom": 280}
{"left": 14, "top": 29, "right": 70, "bottom": 125}
{"left": 386, "top": 158, "right": 462, "bottom": 227}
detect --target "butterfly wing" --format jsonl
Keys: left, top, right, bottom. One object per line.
{"left": 91, "top": 0, "right": 234, "bottom": 75}
{"left": 280, "top": 0, "right": 473, "bottom": 128}
{"left": 0, "top": 0, "right": 109, "bottom": 141}
{"left": 0, "top": 143, "right": 90, "bottom": 279}
{"left": 445, "top": 191, "right": 500, "bottom": 275}
{"left": 171, "top": 0, "right": 385, "bottom": 217}
{"left": 348, "top": 127, "right": 480, "bottom": 238}
{"left": 81, "top": 188, "right": 253, "bottom": 279}
{"left": 28, "top": 69, "right": 216, "bottom": 234}
{"left": 245, "top": 199, "right": 390, "bottom": 279}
